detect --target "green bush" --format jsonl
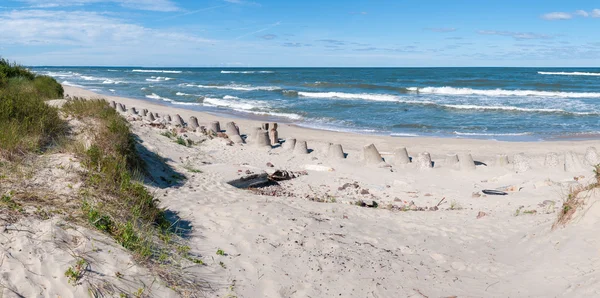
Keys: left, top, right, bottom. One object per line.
{"left": 0, "top": 58, "right": 35, "bottom": 81}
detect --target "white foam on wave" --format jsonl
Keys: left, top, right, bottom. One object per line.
{"left": 297, "top": 91, "right": 434, "bottom": 105}
{"left": 220, "top": 70, "right": 274, "bottom": 74}
{"left": 146, "top": 76, "right": 173, "bottom": 82}
{"left": 182, "top": 83, "right": 281, "bottom": 91}
{"left": 132, "top": 69, "right": 182, "bottom": 74}
{"left": 42, "top": 71, "right": 80, "bottom": 77}
{"left": 176, "top": 92, "right": 197, "bottom": 96}
{"left": 171, "top": 101, "right": 202, "bottom": 106}
{"left": 203, "top": 96, "right": 303, "bottom": 120}
{"left": 441, "top": 104, "right": 598, "bottom": 115}
{"left": 298, "top": 91, "right": 399, "bottom": 102}
{"left": 453, "top": 131, "right": 532, "bottom": 136}
{"left": 538, "top": 71, "right": 600, "bottom": 76}
{"left": 407, "top": 86, "right": 600, "bottom": 98}
{"left": 102, "top": 79, "right": 124, "bottom": 84}
{"left": 62, "top": 81, "right": 84, "bottom": 88}
{"left": 145, "top": 93, "right": 173, "bottom": 102}
{"left": 203, "top": 96, "right": 268, "bottom": 110}
{"left": 390, "top": 133, "right": 420, "bottom": 137}
{"left": 81, "top": 75, "right": 101, "bottom": 81}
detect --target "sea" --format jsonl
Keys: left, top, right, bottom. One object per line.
{"left": 31, "top": 67, "right": 600, "bottom": 141}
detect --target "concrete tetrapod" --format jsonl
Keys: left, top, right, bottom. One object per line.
{"left": 363, "top": 144, "right": 383, "bottom": 165}
{"left": 544, "top": 152, "right": 560, "bottom": 168}
{"left": 117, "top": 103, "right": 127, "bottom": 113}
{"left": 146, "top": 112, "right": 155, "bottom": 122}
{"left": 269, "top": 129, "right": 279, "bottom": 146}
{"left": 172, "top": 114, "right": 185, "bottom": 127}
{"left": 564, "top": 151, "right": 584, "bottom": 172}
{"left": 209, "top": 121, "right": 221, "bottom": 134}
{"left": 294, "top": 140, "right": 309, "bottom": 154}
{"left": 248, "top": 127, "right": 262, "bottom": 144}
{"left": 415, "top": 152, "right": 433, "bottom": 169}
{"left": 254, "top": 131, "right": 271, "bottom": 148}
{"left": 394, "top": 147, "right": 411, "bottom": 165}
{"left": 445, "top": 154, "right": 459, "bottom": 167}
{"left": 458, "top": 153, "right": 476, "bottom": 171}
{"left": 282, "top": 138, "right": 296, "bottom": 151}
{"left": 110, "top": 101, "right": 117, "bottom": 109}
{"left": 328, "top": 144, "right": 345, "bottom": 159}
{"left": 225, "top": 122, "right": 240, "bottom": 136}
{"left": 189, "top": 116, "right": 200, "bottom": 130}
{"left": 585, "top": 147, "right": 599, "bottom": 166}
{"left": 513, "top": 153, "right": 531, "bottom": 173}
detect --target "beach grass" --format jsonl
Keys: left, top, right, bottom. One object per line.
{"left": 0, "top": 58, "right": 66, "bottom": 160}
{"left": 0, "top": 59, "right": 208, "bottom": 294}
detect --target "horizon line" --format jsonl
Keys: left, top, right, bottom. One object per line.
{"left": 26, "top": 65, "right": 600, "bottom": 68}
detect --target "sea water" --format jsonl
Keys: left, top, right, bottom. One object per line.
{"left": 33, "top": 67, "right": 600, "bottom": 141}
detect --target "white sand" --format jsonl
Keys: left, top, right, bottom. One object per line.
{"left": 0, "top": 153, "right": 178, "bottom": 297}
{"left": 24, "top": 85, "right": 600, "bottom": 296}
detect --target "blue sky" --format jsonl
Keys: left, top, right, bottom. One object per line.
{"left": 0, "top": 0, "right": 599, "bottom": 66}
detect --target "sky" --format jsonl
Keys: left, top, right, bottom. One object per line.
{"left": 0, "top": 0, "right": 599, "bottom": 67}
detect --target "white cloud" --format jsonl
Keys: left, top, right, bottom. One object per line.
{"left": 543, "top": 9, "right": 600, "bottom": 20}
{"left": 0, "top": 10, "right": 211, "bottom": 46}
{"left": 17, "top": 0, "right": 179, "bottom": 12}
{"left": 541, "top": 12, "right": 572, "bottom": 20}
{"left": 477, "top": 30, "right": 553, "bottom": 40}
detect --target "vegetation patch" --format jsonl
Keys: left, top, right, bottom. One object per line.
{"left": 0, "top": 59, "right": 66, "bottom": 160}
{"left": 62, "top": 98, "right": 208, "bottom": 294}
{"left": 554, "top": 165, "right": 600, "bottom": 228}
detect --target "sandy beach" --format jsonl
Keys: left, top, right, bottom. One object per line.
{"left": 49, "top": 85, "right": 600, "bottom": 296}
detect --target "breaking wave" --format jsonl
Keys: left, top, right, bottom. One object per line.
{"left": 407, "top": 86, "right": 600, "bottom": 98}
{"left": 146, "top": 76, "right": 173, "bottom": 82}
{"left": 203, "top": 96, "right": 302, "bottom": 120}
{"left": 62, "top": 81, "right": 84, "bottom": 88}
{"left": 145, "top": 93, "right": 173, "bottom": 102}
{"left": 220, "top": 70, "right": 274, "bottom": 74}
{"left": 538, "top": 71, "right": 600, "bottom": 76}
{"left": 453, "top": 131, "right": 532, "bottom": 136}
{"left": 132, "top": 69, "right": 182, "bottom": 74}
{"left": 298, "top": 91, "right": 401, "bottom": 102}
{"left": 440, "top": 104, "right": 598, "bottom": 115}
{"left": 181, "top": 83, "right": 281, "bottom": 91}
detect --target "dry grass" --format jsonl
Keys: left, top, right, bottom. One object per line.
{"left": 553, "top": 165, "right": 600, "bottom": 229}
